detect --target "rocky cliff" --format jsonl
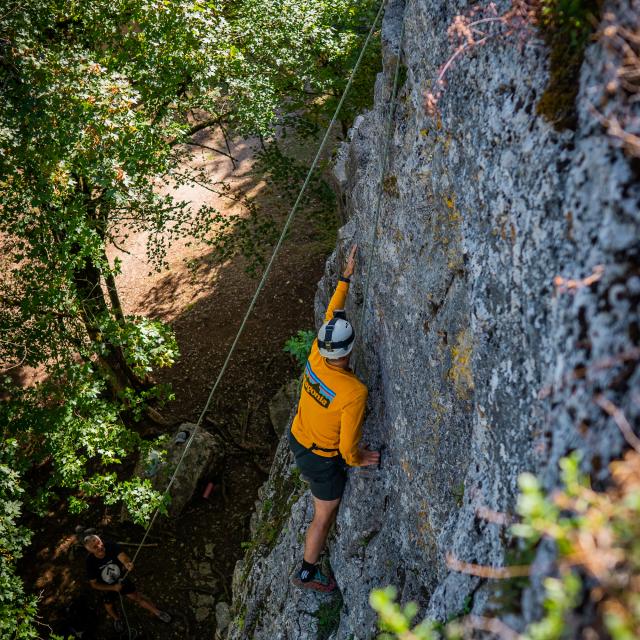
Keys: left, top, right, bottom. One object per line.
{"left": 226, "top": 0, "right": 640, "bottom": 637}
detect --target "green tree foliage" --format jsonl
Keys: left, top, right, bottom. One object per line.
{"left": 0, "top": 446, "right": 37, "bottom": 640}
{"left": 227, "top": 0, "right": 381, "bottom": 137}
{"left": 370, "top": 587, "right": 442, "bottom": 640}
{"left": 1, "top": 0, "right": 380, "bottom": 632}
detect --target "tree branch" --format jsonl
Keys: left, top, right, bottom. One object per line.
{"left": 109, "top": 238, "right": 132, "bottom": 255}
{"left": 168, "top": 118, "right": 219, "bottom": 148}
{"left": 185, "top": 141, "right": 237, "bottom": 163}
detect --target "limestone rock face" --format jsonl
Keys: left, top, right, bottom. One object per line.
{"left": 228, "top": 0, "right": 640, "bottom": 637}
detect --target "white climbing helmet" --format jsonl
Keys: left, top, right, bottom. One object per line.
{"left": 317, "top": 310, "right": 355, "bottom": 359}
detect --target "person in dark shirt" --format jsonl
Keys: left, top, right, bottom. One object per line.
{"left": 81, "top": 531, "right": 171, "bottom": 632}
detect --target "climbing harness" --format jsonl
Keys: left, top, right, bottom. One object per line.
{"left": 356, "top": 12, "right": 406, "bottom": 372}
{"left": 118, "top": 5, "right": 390, "bottom": 637}
{"left": 309, "top": 443, "right": 340, "bottom": 454}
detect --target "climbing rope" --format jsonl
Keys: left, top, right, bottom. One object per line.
{"left": 118, "top": 591, "right": 134, "bottom": 639}
{"left": 121, "top": 0, "right": 388, "bottom": 602}
{"left": 356, "top": 12, "right": 406, "bottom": 368}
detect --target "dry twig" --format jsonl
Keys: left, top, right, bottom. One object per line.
{"left": 463, "top": 614, "right": 524, "bottom": 640}
{"left": 594, "top": 394, "right": 640, "bottom": 453}
{"left": 475, "top": 506, "right": 516, "bottom": 526}
{"left": 446, "top": 553, "right": 530, "bottom": 578}
{"left": 553, "top": 265, "right": 605, "bottom": 295}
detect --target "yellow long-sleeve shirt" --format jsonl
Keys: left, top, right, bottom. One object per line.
{"left": 291, "top": 278, "right": 368, "bottom": 466}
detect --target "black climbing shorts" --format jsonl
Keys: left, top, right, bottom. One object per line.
{"left": 101, "top": 578, "right": 136, "bottom": 604}
{"left": 288, "top": 430, "right": 347, "bottom": 501}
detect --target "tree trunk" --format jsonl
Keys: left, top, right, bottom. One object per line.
{"left": 74, "top": 256, "right": 171, "bottom": 427}
{"left": 104, "top": 256, "right": 126, "bottom": 325}
{"left": 73, "top": 257, "right": 144, "bottom": 394}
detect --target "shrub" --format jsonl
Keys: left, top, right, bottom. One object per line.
{"left": 284, "top": 330, "right": 316, "bottom": 370}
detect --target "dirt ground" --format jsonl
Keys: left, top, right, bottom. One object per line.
{"left": 21, "top": 128, "right": 337, "bottom": 639}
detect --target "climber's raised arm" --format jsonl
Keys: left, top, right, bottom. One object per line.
{"left": 323, "top": 244, "right": 357, "bottom": 323}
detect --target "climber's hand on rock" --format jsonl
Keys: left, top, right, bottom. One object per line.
{"left": 358, "top": 448, "right": 380, "bottom": 466}
{"left": 343, "top": 244, "right": 357, "bottom": 279}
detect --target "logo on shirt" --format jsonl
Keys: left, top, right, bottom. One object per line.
{"left": 303, "top": 363, "right": 335, "bottom": 408}
{"left": 100, "top": 562, "right": 121, "bottom": 584}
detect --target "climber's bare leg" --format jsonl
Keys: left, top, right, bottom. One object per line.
{"left": 303, "top": 496, "right": 340, "bottom": 564}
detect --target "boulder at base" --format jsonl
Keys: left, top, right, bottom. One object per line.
{"left": 127, "top": 423, "right": 223, "bottom": 518}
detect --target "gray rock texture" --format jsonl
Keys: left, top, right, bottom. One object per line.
{"left": 228, "top": 0, "right": 640, "bottom": 637}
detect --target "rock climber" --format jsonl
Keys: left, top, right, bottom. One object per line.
{"left": 80, "top": 529, "right": 171, "bottom": 632}
{"left": 289, "top": 244, "right": 380, "bottom": 592}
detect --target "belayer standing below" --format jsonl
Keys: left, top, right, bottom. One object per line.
{"left": 80, "top": 530, "right": 171, "bottom": 632}
{"left": 289, "top": 244, "right": 380, "bottom": 592}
